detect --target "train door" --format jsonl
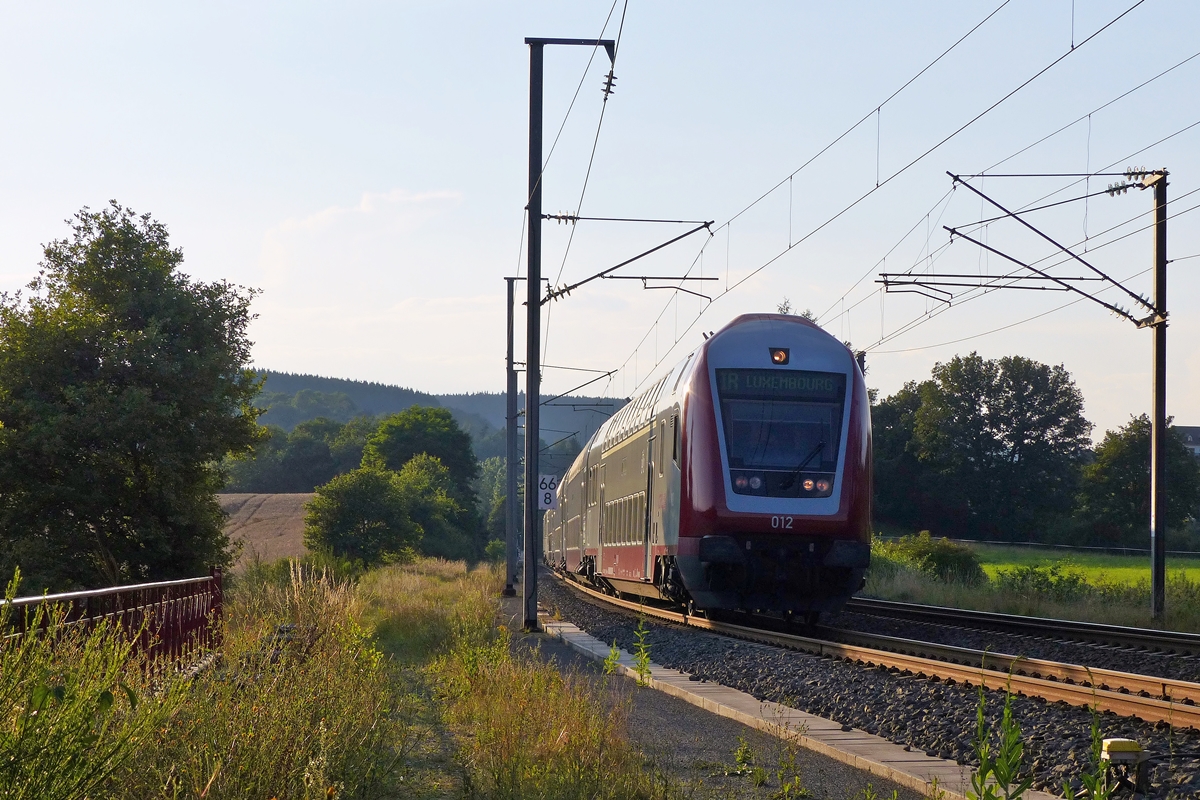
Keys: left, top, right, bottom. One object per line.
{"left": 558, "top": 496, "right": 566, "bottom": 566}
{"left": 597, "top": 464, "right": 606, "bottom": 570}
{"left": 644, "top": 430, "right": 656, "bottom": 580}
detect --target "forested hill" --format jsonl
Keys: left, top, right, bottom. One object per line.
{"left": 257, "top": 371, "right": 626, "bottom": 457}
{"left": 261, "top": 372, "right": 437, "bottom": 415}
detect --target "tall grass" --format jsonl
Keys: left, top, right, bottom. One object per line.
{"left": 0, "top": 572, "right": 174, "bottom": 800}
{"left": 867, "top": 539, "right": 1200, "bottom": 631}
{"left": 361, "top": 559, "right": 682, "bottom": 800}
{"left": 2, "top": 556, "right": 695, "bottom": 798}
{"left": 109, "top": 561, "right": 406, "bottom": 799}
{"left": 0, "top": 563, "right": 408, "bottom": 799}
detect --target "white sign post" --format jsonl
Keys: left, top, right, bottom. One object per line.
{"left": 537, "top": 474, "right": 559, "bottom": 510}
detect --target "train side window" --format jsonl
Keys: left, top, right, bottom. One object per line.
{"left": 657, "top": 421, "right": 666, "bottom": 476}
{"left": 672, "top": 414, "right": 680, "bottom": 463}
{"left": 614, "top": 499, "right": 621, "bottom": 544}
{"left": 628, "top": 496, "right": 638, "bottom": 546}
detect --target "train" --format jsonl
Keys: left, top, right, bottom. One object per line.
{"left": 542, "top": 312, "right": 872, "bottom": 622}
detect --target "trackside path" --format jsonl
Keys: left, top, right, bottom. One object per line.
{"left": 500, "top": 596, "right": 924, "bottom": 800}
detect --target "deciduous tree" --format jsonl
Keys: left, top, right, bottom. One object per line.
{"left": 393, "top": 454, "right": 472, "bottom": 560}
{"left": 1078, "top": 415, "right": 1200, "bottom": 544}
{"left": 0, "top": 203, "right": 262, "bottom": 590}
{"left": 303, "top": 467, "right": 419, "bottom": 563}
{"left": 910, "top": 353, "right": 1091, "bottom": 540}
{"left": 362, "top": 406, "right": 479, "bottom": 508}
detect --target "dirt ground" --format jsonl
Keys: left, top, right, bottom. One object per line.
{"left": 219, "top": 493, "right": 312, "bottom": 568}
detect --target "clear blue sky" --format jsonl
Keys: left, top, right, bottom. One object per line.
{"left": 1, "top": 1, "right": 1197, "bottom": 437}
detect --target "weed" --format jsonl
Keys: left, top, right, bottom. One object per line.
{"left": 1061, "top": 684, "right": 1116, "bottom": 800}
{"left": 0, "top": 571, "right": 174, "bottom": 800}
{"left": 859, "top": 785, "right": 899, "bottom": 800}
{"left": 967, "top": 672, "right": 1033, "bottom": 800}
{"left": 603, "top": 640, "right": 622, "bottom": 675}
{"left": 113, "top": 562, "right": 403, "bottom": 799}
{"left": 762, "top": 700, "right": 812, "bottom": 798}
{"left": 734, "top": 737, "right": 755, "bottom": 774}
{"left": 633, "top": 616, "right": 652, "bottom": 686}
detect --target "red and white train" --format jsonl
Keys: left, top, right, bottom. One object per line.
{"left": 543, "top": 313, "right": 872, "bottom": 621}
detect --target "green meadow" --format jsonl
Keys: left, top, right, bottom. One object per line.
{"left": 969, "top": 543, "right": 1200, "bottom": 585}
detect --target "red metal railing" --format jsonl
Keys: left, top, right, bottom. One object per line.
{"left": 1, "top": 568, "right": 223, "bottom": 662}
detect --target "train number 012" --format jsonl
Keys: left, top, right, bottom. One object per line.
{"left": 770, "top": 516, "right": 794, "bottom": 529}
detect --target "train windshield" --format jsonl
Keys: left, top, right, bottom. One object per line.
{"left": 715, "top": 368, "right": 846, "bottom": 498}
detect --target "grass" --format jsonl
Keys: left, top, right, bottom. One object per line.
{"left": 361, "top": 559, "right": 686, "bottom": 800}
{"left": 970, "top": 543, "right": 1200, "bottom": 585}
{"left": 4, "top": 552, "right": 935, "bottom": 799}
{"left": 2, "top": 554, "right": 690, "bottom": 799}
{"left": 866, "top": 539, "right": 1200, "bottom": 631}
{"left": 0, "top": 561, "right": 406, "bottom": 800}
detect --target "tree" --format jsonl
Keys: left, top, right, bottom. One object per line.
{"left": 276, "top": 429, "right": 337, "bottom": 492}
{"left": 224, "top": 414, "right": 378, "bottom": 493}
{"left": 0, "top": 203, "right": 261, "bottom": 590}
{"left": 303, "top": 467, "right": 420, "bottom": 563}
{"left": 224, "top": 424, "right": 289, "bottom": 492}
{"left": 911, "top": 353, "right": 1092, "bottom": 540}
{"left": 394, "top": 455, "right": 473, "bottom": 560}
{"left": 1078, "top": 415, "right": 1200, "bottom": 545}
{"left": 872, "top": 381, "right": 936, "bottom": 528}
{"left": 362, "top": 406, "right": 479, "bottom": 507}
{"left": 258, "top": 389, "right": 357, "bottom": 428}
{"left": 304, "top": 457, "right": 474, "bottom": 564}
{"left": 329, "top": 415, "right": 378, "bottom": 474}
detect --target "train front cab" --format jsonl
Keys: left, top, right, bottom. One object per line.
{"left": 675, "top": 314, "right": 872, "bottom": 618}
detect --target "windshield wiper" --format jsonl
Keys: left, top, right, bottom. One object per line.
{"left": 778, "top": 441, "right": 825, "bottom": 492}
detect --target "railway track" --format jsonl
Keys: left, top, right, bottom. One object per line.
{"left": 845, "top": 597, "right": 1200, "bottom": 656}
{"left": 554, "top": 575, "right": 1200, "bottom": 729}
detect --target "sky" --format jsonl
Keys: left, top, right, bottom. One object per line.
{"left": 0, "top": 1, "right": 1198, "bottom": 439}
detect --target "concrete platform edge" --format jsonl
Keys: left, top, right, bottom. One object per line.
{"left": 538, "top": 615, "right": 1059, "bottom": 800}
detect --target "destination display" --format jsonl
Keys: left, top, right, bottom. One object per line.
{"left": 716, "top": 369, "right": 844, "bottom": 401}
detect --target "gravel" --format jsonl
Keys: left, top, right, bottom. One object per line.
{"left": 539, "top": 577, "right": 1200, "bottom": 798}
{"left": 825, "top": 608, "right": 1200, "bottom": 684}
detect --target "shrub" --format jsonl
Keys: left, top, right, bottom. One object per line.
{"left": 874, "top": 532, "right": 986, "bottom": 585}
{"left": 484, "top": 538, "right": 506, "bottom": 563}
{"left": 993, "top": 562, "right": 1091, "bottom": 602}
{"left": 304, "top": 466, "right": 422, "bottom": 564}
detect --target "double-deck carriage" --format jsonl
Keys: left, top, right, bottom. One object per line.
{"left": 544, "top": 313, "right": 872, "bottom": 619}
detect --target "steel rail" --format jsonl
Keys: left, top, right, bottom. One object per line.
{"left": 826, "top": 626, "right": 1200, "bottom": 705}
{"left": 554, "top": 576, "right": 1200, "bottom": 729}
{"left": 845, "top": 597, "right": 1200, "bottom": 655}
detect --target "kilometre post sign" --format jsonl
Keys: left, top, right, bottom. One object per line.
{"left": 537, "top": 474, "right": 559, "bottom": 510}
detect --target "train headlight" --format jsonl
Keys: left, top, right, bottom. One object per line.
{"left": 769, "top": 347, "right": 790, "bottom": 365}
{"left": 734, "top": 475, "right": 749, "bottom": 490}
{"left": 802, "top": 479, "right": 814, "bottom": 491}
{"left": 749, "top": 475, "right": 763, "bottom": 490}
{"left": 816, "top": 479, "right": 831, "bottom": 492}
